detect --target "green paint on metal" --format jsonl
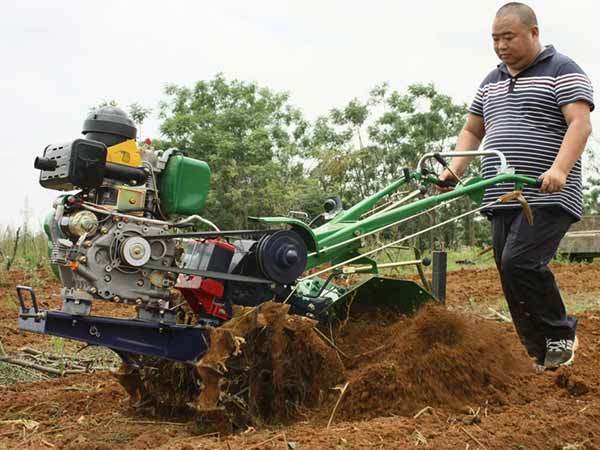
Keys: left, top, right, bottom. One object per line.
{"left": 306, "top": 172, "right": 538, "bottom": 268}
{"left": 254, "top": 172, "right": 538, "bottom": 271}
{"left": 159, "top": 154, "right": 211, "bottom": 216}
{"left": 463, "top": 177, "right": 485, "bottom": 205}
{"left": 326, "top": 276, "right": 434, "bottom": 317}
{"left": 296, "top": 275, "right": 433, "bottom": 319}
{"left": 43, "top": 211, "right": 53, "bottom": 241}
{"left": 328, "top": 176, "right": 410, "bottom": 223}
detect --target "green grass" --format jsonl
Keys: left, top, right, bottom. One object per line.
{"left": 445, "top": 246, "right": 496, "bottom": 271}
{"left": 0, "top": 225, "right": 51, "bottom": 274}
{"left": 0, "top": 361, "right": 48, "bottom": 386}
{"left": 0, "top": 222, "right": 595, "bottom": 313}
{"left": 0, "top": 224, "right": 497, "bottom": 284}
{"left": 49, "top": 337, "right": 66, "bottom": 355}
{"left": 4, "top": 295, "right": 18, "bottom": 313}
{"left": 461, "top": 288, "right": 600, "bottom": 320}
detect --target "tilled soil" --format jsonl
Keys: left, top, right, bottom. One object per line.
{"left": 330, "top": 305, "right": 533, "bottom": 422}
{"left": 1, "top": 263, "right": 600, "bottom": 449}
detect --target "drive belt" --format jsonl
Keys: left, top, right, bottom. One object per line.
{"left": 141, "top": 262, "right": 273, "bottom": 285}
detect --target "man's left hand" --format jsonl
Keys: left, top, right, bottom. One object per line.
{"left": 539, "top": 166, "right": 568, "bottom": 193}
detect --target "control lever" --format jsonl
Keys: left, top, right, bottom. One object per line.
{"left": 433, "top": 178, "right": 458, "bottom": 188}
{"left": 433, "top": 152, "right": 463, "bottom": 185}
{"left": 432, "top": 153, "right": 449, "bottom": 167}
{"left": 420, "top": 167, "right": 456, "bottom": 188}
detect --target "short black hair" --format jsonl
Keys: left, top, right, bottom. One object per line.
{"left": 496, "top": 2, "right": 538, "bottom": 27}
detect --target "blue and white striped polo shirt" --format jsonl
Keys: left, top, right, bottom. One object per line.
{"left": 470, "top": 45, "right": 594, "bottom": 219}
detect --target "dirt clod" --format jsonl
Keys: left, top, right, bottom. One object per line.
{"left": 556, "top": 368, "right": 590, "bottom": 396}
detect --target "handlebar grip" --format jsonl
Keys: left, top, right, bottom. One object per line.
{"left": 534, "top": 177, "right": 543, "bottom": 188}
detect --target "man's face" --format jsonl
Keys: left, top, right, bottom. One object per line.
{"left": 492, "top": 14, "right": 539, "bottom": 68}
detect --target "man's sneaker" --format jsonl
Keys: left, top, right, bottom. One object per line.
{"left": 543, "top": 336, "right": 578, "bottom": 370}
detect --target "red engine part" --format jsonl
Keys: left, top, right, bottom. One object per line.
{"left": 175, "top": 239, "right": 236, "bottom": 321}
{"left": 177, "top": 275, "right": 229, "bottom": 320}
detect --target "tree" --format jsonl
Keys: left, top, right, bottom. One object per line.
{"left": 308, "top": 83, "right": 473, "bottom": 247}
{"left": 128, "top": 103, "right": 153, "bottom": 139}
{"left": 88, "top": 101, "right": 153, "bottom": 141}
{"left": 155, "top": 76, "right": 492, "bottom": 248}
{"left": 309, "top": 83, "right": 468, "bottom": 205}
{"left": 157, "top": 74, "right": 316, "bottom": 228}
{"left": 583, "top": 139, "right": 600, "bottom": 215}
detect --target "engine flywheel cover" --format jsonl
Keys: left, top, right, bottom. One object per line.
{"left": 257, "top": 230, "right": 308, "bottom": 285}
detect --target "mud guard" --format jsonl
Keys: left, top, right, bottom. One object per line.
{"left": 324, "top": 276, "right": 435, "bottom": 319}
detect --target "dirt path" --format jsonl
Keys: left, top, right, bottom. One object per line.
{"left": 1, "top": 263, "right": 599, "bottom": 449}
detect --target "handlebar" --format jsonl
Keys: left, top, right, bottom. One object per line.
{"left": 418, "top": 150, "right": 545, "bottom": 190}
{"left": 416, "top": 150, "right": 509, "bottom": 175}
{"left": 430, "top": 174, "right": 542, "bottom": 190}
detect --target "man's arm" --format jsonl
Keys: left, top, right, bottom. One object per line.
{"left": 540, "top": 101, "right": 592, "bottom": 193}
{"left": 438, "top": 113, "right": 486, "bottom": 188}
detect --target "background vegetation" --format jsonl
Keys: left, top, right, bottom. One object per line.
{"left": 4, "top": 74, "right": 599, "bottom": 269}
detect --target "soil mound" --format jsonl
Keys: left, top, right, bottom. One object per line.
{"left": 115, "top": 302, "right": 345, "bottom": 430}
{"left": 333, "top": 303, "right": 532, "bottom": 420}
{"left": 115, "top": 302, "right": 534, "bottom": 428}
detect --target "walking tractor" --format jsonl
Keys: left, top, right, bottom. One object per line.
{"left": 16, "top": 108, "right": 540, "bottom": 416}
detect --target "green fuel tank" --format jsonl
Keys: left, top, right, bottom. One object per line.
{"left": 158, "top": 154, "right": 211, "bottom": 216}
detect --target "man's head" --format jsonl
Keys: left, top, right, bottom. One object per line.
{"left": 493, "top": 2, "right": 541, "bottom": 71}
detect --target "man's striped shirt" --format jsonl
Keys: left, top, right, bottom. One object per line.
{"left": 470, "top": 45, "right": 594, "bottom": 219}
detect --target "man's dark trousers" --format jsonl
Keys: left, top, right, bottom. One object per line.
{"left": 491, "top": 206, "right": 577, "bottom": 362}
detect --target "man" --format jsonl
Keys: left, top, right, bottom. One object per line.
{"left": 439, "top": 2, "right": 593, "bottom": 370}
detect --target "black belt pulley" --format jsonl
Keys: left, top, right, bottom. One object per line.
{"left": 256, "top": 230, "right": 308, "bottom": 285}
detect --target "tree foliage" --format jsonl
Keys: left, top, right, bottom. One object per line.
{"left": 87, "top": 77, "right": 600, "bottom": 249}
{"left": 158, "top": 74, "right": 316, "bottom": 229}
{"left": 89, "top": 99, "right": 119, "bottom": 114}
{"left": 583, "top": 143, "right": 600, "bottom": 215}
{"left": 156, "top": 75, "right": 484, "bottom": 246}
{"left": 309, "top": 82, "right": 468, "bottom": 206}
{"left": 128, "top": 102, "right": 153, "bottom": 138}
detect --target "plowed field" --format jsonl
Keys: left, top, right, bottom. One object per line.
{"left": 1, "top": 263, "right": 600, "bottom": 450}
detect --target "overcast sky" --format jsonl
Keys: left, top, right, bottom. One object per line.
{"left": 1, "top": 0, "right": 598, "bottom": 229}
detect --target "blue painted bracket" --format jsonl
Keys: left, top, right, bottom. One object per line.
{"left": 16, "top": 286, "right": 210, "bottom": 363}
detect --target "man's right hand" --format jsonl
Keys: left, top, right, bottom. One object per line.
{"left": 433, "top": 113, "right": 485, "bottom": 192}
{"left": 435, "top": 169, "right": 459, "bottom": 192}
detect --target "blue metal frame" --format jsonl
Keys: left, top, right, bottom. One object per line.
{"left": 17, "top": 286, "right": 210, "bottom": 363}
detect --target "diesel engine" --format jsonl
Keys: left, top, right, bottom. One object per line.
{"left": 35, "top": 107, "right": 309, "bottom": 326}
